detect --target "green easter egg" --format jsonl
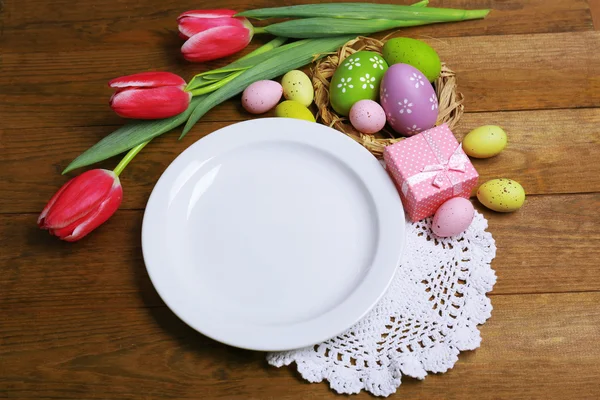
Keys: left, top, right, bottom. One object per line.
{"left": 382, "top": 38, "right": 441, "bottom": 82}
{"left": 329, "top": 51, "right": 388, "bottom": 116}
{"left": 275, "top": 100, "right": 315, "bottom": 122}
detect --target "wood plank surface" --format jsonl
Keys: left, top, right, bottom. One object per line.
{"left": 1, "top": 31, "right": 599, "bottom": 130}
{"left": 2, "top": 194, "right": 599, "bottom": 311}
{"left": 2, "top": 108, "right": 599, "bottom": 213}
{"left": 1, "top": 0, "right": 593, "bottom": 53}
{"left": 590, "top": 0, "right": 600, "bottom": 30}
{"left": 2, "top": 0, "right": 599, "bottom": 398}
{"left": 1, "top": 293, "right": 599, "bottom": 399}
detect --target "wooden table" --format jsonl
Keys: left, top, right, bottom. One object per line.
{"left": 2, "top": 1, "right": 600, "bottom": 398}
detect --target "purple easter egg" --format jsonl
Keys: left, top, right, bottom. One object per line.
{"left": 380, "top": 64, "right": 439, "bottom": 136}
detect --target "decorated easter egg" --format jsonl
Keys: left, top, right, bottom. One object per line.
{"left": 462, "top": 125, "right": 508, "bottom": 158}
{"left": 477, "top": 179, "right": 525, "bottom": 212}
{"left": 241, "top": 80, "right": 283, "bottom": 114}
{"left": 349, "top": 100, "right": 386, "bottom": 134}
{"left": 275, "top": 100, "right": 315, "bottom": 122}
{"left": 432, "top": 197, "right": 475, "bottom": 238}
{"left": 382, "top": 37, "right": 441, "bottom": 82}
{"left": 281, "top": 70, "right": 314, "bottom": 107}
{"left": 330, "top": 51, "right": 388, "bottom": 116}
{"left": 380, "top": 64, "right": 438, "bottom": 136}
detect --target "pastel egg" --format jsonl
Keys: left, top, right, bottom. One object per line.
{"left": 382, "top": 37, "right": 441, "bottom": 82}
{"left": 349, "top": 100, "right": 386, "bottom": 134}
{"left": 329, "top": 51, "right": 388, "bottom": 116}
{"left": 462, "top": 125, "right": 508, "bottom": 158}
{"left": 281, "top": 70, "right": 314, "bottom": 107}
{"left": 275, "top": 100, "right": 315, "bottom": 122}
{"left": 380, "top": 63, "right": 438, "bottom": 136}
{"left": 432, "top": 197, "right": 475, "bottom": 238}
{"left": 241, "top": 80, "right": 283, "bottom": 114}
{"left": 477, "top": 179, "right": 525, "bottom": 212}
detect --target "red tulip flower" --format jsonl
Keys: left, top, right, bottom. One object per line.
{"left": 109, "top": 72, "right": 191, "bottom": 119}
{"left": 178, "top": 9, "right": 254, "bottom": 62}
{"left": 38, "top": 169, "right": 123, "bottom": 242}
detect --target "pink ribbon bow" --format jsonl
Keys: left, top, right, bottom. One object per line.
{"left": 401, "top": 130, "right": 469, "bottom": 197}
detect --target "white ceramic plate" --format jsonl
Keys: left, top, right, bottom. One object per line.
{"left": 142, "top": 118, "right": 405, "bottom": 351}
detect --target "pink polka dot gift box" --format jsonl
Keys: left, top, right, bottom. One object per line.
{"left": 383, "top": 124, "right": 479, "bottom": 222}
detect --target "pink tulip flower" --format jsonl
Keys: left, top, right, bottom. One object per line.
{"left": 109, "top": 72, "right": 191, "bottom": 119}
{"left": 38, "top": 169, "right": 123, "bottom": 242}
{"left": 178, "top": 9, "right": 254, "bottom": 62}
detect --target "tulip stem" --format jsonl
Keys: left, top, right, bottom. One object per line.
{"left": 113, "top": 141, "right": 149, "bottom": 177}
{"left": 253, "top": 26, "right": 268, "bottom": 35}
{"left": 189, "top": 70, "right": 246, "bottom": 97}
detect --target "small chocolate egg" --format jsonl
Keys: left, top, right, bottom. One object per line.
{"left": 349, "top": 100, "right": 386, "bottom": 134}
{"left": 281, "top": 70, "right": 314, "bottom": 107}
{"left": 462, "top": 125, "right": 507, "bottom": 158}
{"left": 477, "top": 179, "right": 525, "bottom": 212}
{"left": 241, "top": 80, "right": 283, "bottom": 114}
{"left": 380, "top": 63, "right": 438, "bottom": 136}
{"left": 432, "top": 197, "right": 475, "bottom": 238}
{"left": 275, "top": 100, "right": 315, "bottom": 122}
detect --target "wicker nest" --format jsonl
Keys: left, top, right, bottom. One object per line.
{"left": 311, "top": 36, "right": 464, "bottom": 158}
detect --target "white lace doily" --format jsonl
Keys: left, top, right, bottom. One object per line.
{"left": 267, "top": 211, "right": 496, "bottom": 397}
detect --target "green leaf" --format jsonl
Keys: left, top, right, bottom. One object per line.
{"left": 237, "top": 3, "right": 489, "bottom": 21}
{"left": 181, "top": 35, "right": 354, "bottom": 138}
{"left": 62, "top": 96, "right": 206, "bottom": 174}
{"left": 185, "top": 37, "right": 288, "bottom": 91}
{"left": 263, "top": 18, "right": 441, "bottom": 38}
{"left": 187, "top": 69, "right": 248, "bottom": 91}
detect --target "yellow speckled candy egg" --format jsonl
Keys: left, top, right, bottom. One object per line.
{"left": 477, "top": 179, "right": 525, "bottom": 212}
{"left": 462, "top": 125, "right": 507, "bottom": 158}
{"left": 275, "top": 100, "right": 315, "bottom": 122}
{"left": 281, "top": 70, "right": 314, "bottom": 107}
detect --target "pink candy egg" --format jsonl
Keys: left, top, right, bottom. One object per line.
{"left": 349, "top": 100, "right": 387, "bottom": 134}
{"left": 380, "top": 63, "right": 438, "bottom": 136}
{"left": 432, "top": 197, "right": 474, "bottom": 238}
{"left": 242, "top": 80, "right": 283, "bottom": 114}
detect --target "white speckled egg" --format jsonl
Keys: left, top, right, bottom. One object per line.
{"left": 432, "top": 197, "right": 474, "bottom": 238}
{"left": 241, "top": 80, "right": 283, "bottom": 114}
{"left": 349, "top": 100, "right": 386, "bottom": 134}
{"left": 380, "top": 63, "right": 438, "bottom": 136}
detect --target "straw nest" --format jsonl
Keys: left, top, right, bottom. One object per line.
{"left": 311, "top": 36, "right": 464, "bottom": 158}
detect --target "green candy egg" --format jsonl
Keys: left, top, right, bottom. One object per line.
{"left": 462, "top": 125, "right": 507, "bottom": 158}
{"left": 275, "top": 100, "right": 315, "bottom": 122}
{"left": 477, "top": 179, "right": 525, "bottom": 212}
{"left": 382, "top": 37, "right": 441, "bottom": 82}
{"left": 329, "top": 51, "right": 388, "bottom": 116}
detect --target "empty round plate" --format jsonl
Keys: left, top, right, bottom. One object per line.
{"left": 142, "top": 118, "right": 405, "bottom": 351}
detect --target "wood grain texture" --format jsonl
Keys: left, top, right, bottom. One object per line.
{"left": 2, "top": 0, "right": 600, "bottom": 398}
{"left": 1, "top": 30, "right": 599, "bottom": 129}
{"left": 1, "top": 293, "right": 599, "bottom": 399}
{"left": 590, "top": 0, "right": 600, "bottom": 30}
{"left": 2, "top": 194, "right": 599, "bottom": 311}
{"left": 2, "top": 108, "right": 599, "bottom": 214}
{"left": 1, "top": 0, "right": 593, "bottom": 53}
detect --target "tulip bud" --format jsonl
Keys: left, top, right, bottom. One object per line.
{"left": 109, "top": 71, "right": 191, "bottom": 119}
{"left": 178, "top": 9, "right": 254, "bottom": 63}
{"left": 38, "top": 169, "right": 123, "bottom": 242}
